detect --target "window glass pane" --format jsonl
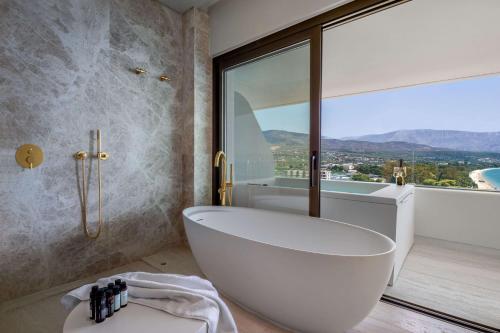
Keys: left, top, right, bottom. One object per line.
{"left": 321, "top": 0, "right": 500, "bottom": 329}
{"left": 321, "top": 75, "right": 500, "bottom": 191}
{"left": 223, "top": 43, "right": 311, "bottom": 214}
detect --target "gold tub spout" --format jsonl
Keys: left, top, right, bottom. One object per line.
{"left": 214, "top": 150, "right": 233, "bottom": 206}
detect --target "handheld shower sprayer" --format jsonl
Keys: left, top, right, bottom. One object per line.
{"left": 74, "top": 129, "right": 110, "bottom": 239}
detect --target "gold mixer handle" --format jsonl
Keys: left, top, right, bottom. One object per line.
{"left": 229, "top": 163, "right": 233, "bottom": 184}
{"left": 97, "top": 152, "right": 109, "bottom": 160}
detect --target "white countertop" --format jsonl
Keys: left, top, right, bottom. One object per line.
{"left": 322, "top": 183, "right": 415, "bottom": 205}
{"left": 64, "top": 301, "right": 207, "bottom": 333}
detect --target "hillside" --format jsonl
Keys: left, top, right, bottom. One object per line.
{"left": 346, "top": 129, "right": 500, "bottom": 153}
{"left": 263, "top": 130, "right": 444, "bottom": 153}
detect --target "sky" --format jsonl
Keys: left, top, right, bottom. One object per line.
{"left": 254, "top": 75, "right": 500, "bottom": 139}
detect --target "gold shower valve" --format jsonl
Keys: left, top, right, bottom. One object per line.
{"left": 16, "top": 144, "right": 43, "bottom": 169}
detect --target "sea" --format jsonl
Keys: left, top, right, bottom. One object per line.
{"left": 482, "top": 168, "right": 500, "bottom": 190}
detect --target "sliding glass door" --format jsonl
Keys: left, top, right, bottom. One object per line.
{"left": 320, "top": 0, "right": 500, "bottom": 331}
{"left": 217, "top": 29, "right": 321, "bottom": 216}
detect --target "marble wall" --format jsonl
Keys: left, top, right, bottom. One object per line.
{"left": 0, "top": 0, "right": 211, "bottom": 301}
{"left": 182, "top": 8, "right": 212, "bottom": 207}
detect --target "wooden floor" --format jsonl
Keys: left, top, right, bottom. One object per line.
{"left": 225, "top": 296, "right": 476, "bottom": 333}
{"left": 386, "top": 236, "right": 500, "bottom": 329}
{"left": 0, "top": 245, "right": 478, "bottom": 333}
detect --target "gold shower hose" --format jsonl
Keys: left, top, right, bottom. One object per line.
{"left": 75, "top": 130, "right": 108, "bottom": 239}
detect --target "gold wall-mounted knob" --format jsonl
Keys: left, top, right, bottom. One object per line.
{"left": 16, "top": 144, "right": 43, "bottom": 169}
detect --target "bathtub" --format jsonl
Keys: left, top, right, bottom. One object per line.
{"left": 183, "top": 206, "right": 396, "bottom": 333}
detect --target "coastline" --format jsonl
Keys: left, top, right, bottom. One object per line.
{"left": 469, "top": 169, "right": 495, "bottom": 190}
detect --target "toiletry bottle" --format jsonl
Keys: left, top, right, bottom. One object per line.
{"left": 396, "top": 159, "right": 405, "bottom": 185}
{"left": 105, "top": 288, "right": 114, "bottom": 317}
{"left": 89, "top": 285, "right": 99, "bottom": 320}
{"left": 101, "top": 288, "right": 108, "bottom": 319}
{"left": 108, "top": 282, "right": 115, "bottom": 290}
{"left": 95, "top": 289, "right": 106, "bottom": 323}
{"left": 120, "top": 281, "right": 128, "bottom": 307}
{"left": 113, "top": 286, "right": 121, "bottom": 312}
{"left": 115, "top": 279, "right": 122, "bottom": 286}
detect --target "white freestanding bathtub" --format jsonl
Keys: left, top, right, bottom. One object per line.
{"left": 183, "top": 206, "right": 396, "bottom": 333}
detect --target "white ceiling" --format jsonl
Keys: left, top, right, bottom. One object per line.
{"left": 322, "top": 0, "right": 500, "bottom": 99}
{"left": 227, "top": 0, "right": 500, "bottom": 110}
{"left": 158, "top": 0, "right": 219, "bottom": 13}
{"left": 209, "top": 0, "right": 350, "bottom": 56}
{"left": 227, "top": 44, "right": 310, "bottom": 111}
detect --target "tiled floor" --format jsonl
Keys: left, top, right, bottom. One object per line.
{"left": 0, "top": 245, "right": 474, "bottom": 333}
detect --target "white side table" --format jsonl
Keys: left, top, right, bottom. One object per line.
{"left": 64, "top": 301, "right": 207, "bottom": 333}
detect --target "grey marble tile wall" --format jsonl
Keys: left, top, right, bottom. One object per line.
{"left": 0, "top": 0, "right": 211, "bottom": 301}
{"left": 192, "top": 9, "right": 212, "bottom": 206}
{"left": 182, "top": 8, "right": 212, "bottom": 208}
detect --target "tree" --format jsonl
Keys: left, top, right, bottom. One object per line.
{"left": 329, "top": 165, "right": 344, "bottom": 172}
{"left": 351, "top": 173, "right": 371, "bottom": 182}
{"left": 357, "top": 164, "right": 383, "bottom": 175}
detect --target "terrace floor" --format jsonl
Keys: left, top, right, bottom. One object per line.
{"left": 385, "top": 235, "right": 500, "bottom": 329}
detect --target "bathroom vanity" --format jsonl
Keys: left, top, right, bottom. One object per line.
{"left": 247, "top": 180, "right": 415, "bottom": 285}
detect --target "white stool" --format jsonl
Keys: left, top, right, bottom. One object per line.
{"left": 64, "top": 301, "right": 207, "bottom": 333}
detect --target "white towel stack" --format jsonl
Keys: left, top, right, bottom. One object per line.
{"left": 61, "top": 272, "right": 238, "bottom": 333}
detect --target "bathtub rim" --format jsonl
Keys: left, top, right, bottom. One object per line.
{"left": 183, "top": 205, "right": 396, "bottom": 258}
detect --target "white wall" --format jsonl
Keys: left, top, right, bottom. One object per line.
{"left": 208, "top": 0, "right": 350, "bottom": 56}
{"left": 415, "top": 188, "right": 500, "bottom": 250}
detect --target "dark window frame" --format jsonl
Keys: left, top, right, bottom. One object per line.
{"left": 212, "top": 0, "right": 408, "bottom": 216}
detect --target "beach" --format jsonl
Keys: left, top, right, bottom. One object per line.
{"left": 469, "top": 169, "right": 495, "bottom": 190}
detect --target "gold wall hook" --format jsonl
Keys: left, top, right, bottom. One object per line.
{"left": 97, "top": 152, "right": 109, "bottom": 160}
{"left": 74, "top": 151, "right": 88, "bottom": 160}
{"left": 135, "top": 67, "right": 147, "bottom": 74}
{"left": 159, "top": 75, "right": 170, "bottom": 81}
{"left": 16, "top": 144, "right": 43, "bottom": 169}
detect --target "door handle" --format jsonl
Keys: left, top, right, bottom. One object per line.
{"left": 310, "top": 151, "right": 318, "bottom": 187}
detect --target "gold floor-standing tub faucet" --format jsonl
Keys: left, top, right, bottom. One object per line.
{"left": 214, "top": 150, "right": 233, "bottom": 206}
{"left": 74, "top": 129, "right": 109, "bottom": 239}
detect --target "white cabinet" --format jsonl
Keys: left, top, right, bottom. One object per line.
{"left": 321, "top": 185, "right": 415, "bottom": 285}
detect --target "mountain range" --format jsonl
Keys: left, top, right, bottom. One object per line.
{"left": 263, "top": 130, "right": 444, "bottom": 153}
{"left": 345, "top": 129, "right": 500, "bottom": 153}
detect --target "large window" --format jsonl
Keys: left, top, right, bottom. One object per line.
{"left": 222, "top": 41, "right": 314, "bottom": 213}
{"left": 252, "top": 75, "right": 500, "bottom": 192}
{"left": 320, "top": 75, "right": 500, "bottom": 191}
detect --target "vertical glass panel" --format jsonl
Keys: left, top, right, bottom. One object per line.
{"left": 223, "top": 42, "right": 310, "bottom": 215}
{"left": 321, "top": 0, "right": 500, "bottom": 329}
